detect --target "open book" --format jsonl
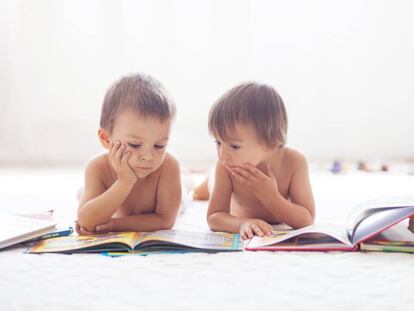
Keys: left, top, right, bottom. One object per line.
{"left": 360, "top": 219, "right": 414, "bottom": 253}
{"left": 245, "top": 197, "right": 414, "bottom": 251}
{"left": 0, "top": 213, "right": 56, "bottom": 250}
{"left": 28, "top": 230, "right": 241, "bottom": 253}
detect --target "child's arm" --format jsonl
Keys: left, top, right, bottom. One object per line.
{"left": 232, "top": 153, "right": 315, "bottom": 229}
{"left": 207, "top": 162, "right": 273, "bottom": 237}
{"left": 95, "top": 156, "right": 182, "bottom": 233}
{"left": 77, "top": 142, "right": 136, "bottom": 232}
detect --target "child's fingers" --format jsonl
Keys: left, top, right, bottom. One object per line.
{"left": 110, "top": 141, "right": 120, "bottom": 159}
{"left": 80, "top": 226, "right": 94, "bottom": 236}
{"left": 252, "top": 225, "right": 264, "bottom": 237}
{"left": 265, "top": 225, "right": 273, "bottom": 236}
{"left": 261, "top": 223, "right": 273, "bottom": 236}
{"left": 96, "top": 223, "right": 109, "bottom": 233}
{"left": 233, "top": 167, "right": 255, "bottom": 180}
{"left": 114, "top": 144, "right": 125, "bottom": 165}
{"left": 121, "top": 150, "right": 131, "bottom": 167}
{"left": 244, "top": 226, "right": 254, "bottom": 239}
{"left": 75, "top": 222, "right": 82, "bottom": 235}
{"left": 243, "top": 164, "right": 263, "bottom": 179}
{"left": 231, "top": 170, "right": 252, "bottom": 187}
{"left": 240, "top": 231, "right": 248, "bottom": 240}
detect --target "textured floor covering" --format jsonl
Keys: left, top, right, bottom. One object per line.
{"left": 0, "top": 168, "right": 413, "bottom": 311}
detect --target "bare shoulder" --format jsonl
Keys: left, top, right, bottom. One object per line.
{"left": 84, "top": 153, "right": 109, "bottom": 177}
{"left": 279, "top": 146, "right": 309, "bottom": 171}
{"left": 159, "top": 151, "right": 181, "bottom": 176}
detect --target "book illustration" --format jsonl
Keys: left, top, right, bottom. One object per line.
{"left": 28, "top": 230, "right": 241, "bottom": 253}
{"left": 29, "top": 232, "right": 139, "bottom": 253}
{"left": 140, "top": 230, "right": 239, "bottom": 249}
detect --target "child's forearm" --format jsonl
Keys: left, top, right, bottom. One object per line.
{"left": 261, "top": 195, "right": 314, "bottom": 229}
{"left": 207, "top": 212, "right": 248, "bottom": 233}
{"left": 77, "top": 180, "right": 133, "bottom": 231}
{"left": 109, "top": 213, "right": 176, "bottom": 232}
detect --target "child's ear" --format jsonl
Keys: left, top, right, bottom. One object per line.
{"left": 98, "top": 128, "right": 111, "bottom": 149}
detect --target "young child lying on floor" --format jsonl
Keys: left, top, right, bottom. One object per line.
{"left": 195, "top": 81, "right": 316, "bottom": 239}
{"left": 76, "top": 73, "right": 181, "bottom": 235}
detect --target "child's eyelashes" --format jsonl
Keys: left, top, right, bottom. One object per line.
{"left": 128, "top": 143, "right": 141, "bottom": 149}
{"left": 214, "top": 140, "right": 240, "bottom": 150}
{"left": 127, "top": 143, "right": 165, "bottom": 150}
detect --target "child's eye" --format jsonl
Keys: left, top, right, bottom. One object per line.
{"left": 230, "top": 144, "right": 241, "bottom": 150}
{"left": 214, "top": 140, "right": 221, "bottom": 146}
{"left": 128, "top": 143, "right": 141, "bottom": 149}
{"left": 154, "top": 145, "right": 165, "bottom": 149}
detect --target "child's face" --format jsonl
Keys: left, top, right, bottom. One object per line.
{"left": 107, "top": 110, "right": 172, "bottom": 178}
{"left": 214, "top": 123, "right": 273, "bottom": 168}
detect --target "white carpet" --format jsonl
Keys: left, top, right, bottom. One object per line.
{"left": 0, "top": 167, "right": 413, "bottom": 311}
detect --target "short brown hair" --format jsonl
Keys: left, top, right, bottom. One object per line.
{"left": 208, "top": 81, "right": 288, "bottom": 147}
{"left": 100, "top": 73, "right": 176, "bottom": 132}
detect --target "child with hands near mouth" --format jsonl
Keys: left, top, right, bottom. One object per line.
{"left": 199, "top": 81, "right": 315, "bottom": 240}
{"left": 76, "top": 73, "right": 181, "bottom": 235}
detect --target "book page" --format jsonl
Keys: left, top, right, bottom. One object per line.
{"left": 137, "top": 230, "right": 241, "bottom": 250}
{"left": 346, "top": 196, "right": 414, "bottom": 240}
{"left": 351, "top": 207, "right": 414, "bottom": 245}
{"left": 364, "top": 219, "right": 414, "bottom": 244}
{"left": 29, "top": 231, "right": 141, "bottom": 253}
{"left": 246, "top": 224, "right": 352, "bottom": 249}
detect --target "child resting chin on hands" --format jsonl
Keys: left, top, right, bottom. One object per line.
{"left": 195, "top": 81, "right": 315, "bottom": 239}
{"left": 76, "top": 73, "right": 181, "bottom": 235}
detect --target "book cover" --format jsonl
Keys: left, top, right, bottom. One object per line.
{"left": 0, "top": 213, "right": 56, "bottom": 250}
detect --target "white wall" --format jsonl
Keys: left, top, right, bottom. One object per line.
{"left": 1, "top": 0, "right": 413, "bottom": 166}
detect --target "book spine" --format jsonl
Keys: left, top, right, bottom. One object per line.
{"left": 35, "top": 227, "right": 74, "bottom": 241}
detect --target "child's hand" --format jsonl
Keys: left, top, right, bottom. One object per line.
{"left": 240, "top": 219, "right": 273, "bottom": 240}
{"left": 110, "top": 140, "right": 137, "bottom": 185}
{"left": 75, "top": 221, "right": 97, "bottom": 236}
{"left": 230, "top": 163, "right": 279, "bottom": 200}
{"left": 94, "top": 220, "right": 113, "bottom": 234}
{"left": 75, "top": 220, "right": 113, "bottom": 235}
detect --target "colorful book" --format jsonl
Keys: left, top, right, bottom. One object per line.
{"left": 245, "top": 197, "right": 414, "bottom": 251}
{"left": 25, "top": 226, "right": 74, "bottom": 242}
{"left": 28, "top": 230, "right": 241, "bottom": 253}
{"left": 360, "top": 219, "right": 414, "bottom": 253}
{"left": 0, "top": 213, "right": 56, "bottom": 250}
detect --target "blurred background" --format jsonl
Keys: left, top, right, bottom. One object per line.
{"left": 1, "top": 0, "right": 413, "bottom": 169}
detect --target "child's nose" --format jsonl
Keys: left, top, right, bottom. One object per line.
{"left": 138, "top": 150, "right": 154, "bottom": 162}
{"left": 219, "top": 149, "right": 231, "bottom": 162}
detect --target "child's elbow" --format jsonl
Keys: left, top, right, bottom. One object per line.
{"left": 207, "top": 213, "right": 220, "bottom": 232}
{"left": 77, "top": 213, "right": 96, "bottom": 232}
{"left": 294, "top": 213, "right": 315, "bottom": 229}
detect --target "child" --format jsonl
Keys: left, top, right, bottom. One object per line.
{"left": 76, "top": 73, "right": 181, "bottom": 235}
{"left": 197, "top": 81, "right": 315, "bottom": 240}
